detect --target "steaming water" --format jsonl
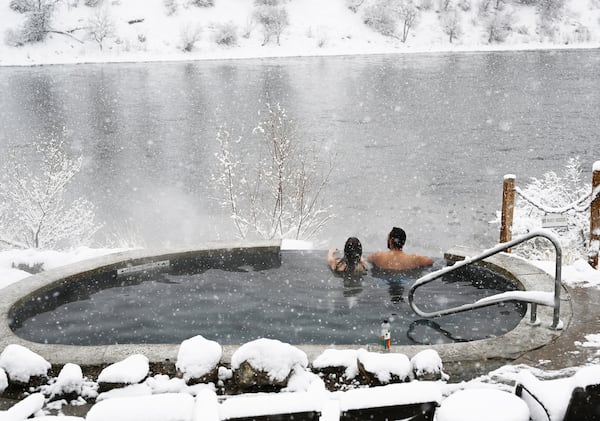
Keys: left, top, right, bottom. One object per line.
{"left": 12, "top": 251, "right": 525, "bottom": 346}
{"left": 0, "top": 50, "right": 598, "bottom": 255}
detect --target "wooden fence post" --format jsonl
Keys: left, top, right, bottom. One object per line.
{"left": 500, "top": 174, "right": 516, "bottom": 250}
{"left": 589, "top": 161, "right": 600, "bottom": 269}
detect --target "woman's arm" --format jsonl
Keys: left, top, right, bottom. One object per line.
{"left": 327, "top": 247, "right": 338, "bottom": 270}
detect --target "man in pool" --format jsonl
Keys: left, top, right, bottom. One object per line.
{"left": 368, "top": 227, "right": 434, "bottom": 271}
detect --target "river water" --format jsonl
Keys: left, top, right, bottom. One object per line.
{"left": 0, "top": 49, "right": 598, "bottom": 255}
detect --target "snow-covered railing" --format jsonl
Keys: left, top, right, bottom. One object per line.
{"left": 408, "top": 230, "right": 563, "bottom": 330}
{"left": 499, "top": 161, "right": 600, "bottom": 268}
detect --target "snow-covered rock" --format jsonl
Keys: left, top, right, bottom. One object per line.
{"left": 49, "top": 363, "right": 84, "bottom": 400}
{"left": 97, "top": 354, "right": 150, "bottom": 388}
{"left": 357, "top": 349, "right": 411, "bottom": 384}
{"left": 0, "top": 368, "right": 7, "bottom": 394}
{"left": 231, "top": 339, "right": 308, "bottom": 389}
{"left": 410, "top": 349, "right": 448, "bottom": 381}
{"left": 312, "top": 348, "right": 360, "bottom": 379}
{"left": 0, "top": 344, "right": 51, "bottom": 383}
{"left": 1, "top": 392, "right": 45, "bottom": 419}
{"left": 176, "top": 335, "right": 222, "bottom": 383}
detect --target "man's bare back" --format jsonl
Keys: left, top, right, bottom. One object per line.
{"left": 368, "top": 227, "right": 433, "bottom": 272}
{"left": 367, "top": 249, "right": 433, "bottom": 271}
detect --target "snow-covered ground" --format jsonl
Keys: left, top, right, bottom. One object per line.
{"left": 1, "top": 0, "right": 599, "bottom": 66}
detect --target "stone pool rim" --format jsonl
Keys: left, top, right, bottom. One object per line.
{"left": 0, "top": 241, "right": 571, "bottom": 369}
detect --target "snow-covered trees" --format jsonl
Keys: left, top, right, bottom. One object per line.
{"left": 499, "top": 158, "right": 591, "bottom": 263}
{"left": 362, "top": 0, "right": 419, "bottom": 41}
{"left": 0, "top": 139, "right": 101, "bottom": 250}
{"left": 88, "top": 7, "right": 114, "bottom": 50}
{"left": 5, "top": 0, "right": 59, "bottom": 45}
{"left": 253, "top": 3, "right": 289, "bottom": 45}
{"left": 213, "top": 103, "right": 333, "bottom": 241}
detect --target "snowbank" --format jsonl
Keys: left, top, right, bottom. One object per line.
{"left": 0, "top": 0, "right": 599, "bottom": 67}
{"left": 0, "top": 344, "right": 50, "bottom": 383}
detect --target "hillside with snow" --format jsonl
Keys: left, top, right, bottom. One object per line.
{"left": 0, "top": 0, "right": 599, "bottom": 66}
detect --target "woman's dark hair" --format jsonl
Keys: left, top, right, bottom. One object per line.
{"left": 342, "top": 237, "right": 363, "bottom": 273}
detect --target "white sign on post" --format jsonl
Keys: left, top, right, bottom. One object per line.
{"left": 541, "top": 213, "right": 568, "bottom": 229}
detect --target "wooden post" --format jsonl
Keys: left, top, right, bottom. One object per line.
{"left": 500, "top": 174, "right": 516, "bottom": 250}
{"left": 589, "top": 161, "right": 600, "bottom": 269}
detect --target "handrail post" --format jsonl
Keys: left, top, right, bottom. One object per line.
{"left": 590, "top": 161, "right": 600, "bottom": 269}
{"left": 500, "top": 174, "right": 516, "bottom": 251}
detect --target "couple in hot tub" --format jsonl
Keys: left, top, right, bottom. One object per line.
{"left": 326, "top": 227, "right": 433, "bottom": 275}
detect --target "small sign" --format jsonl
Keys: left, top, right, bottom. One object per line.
{"left": 117, "top": 260, "right": 170, "bottom": 276}
{"left": 542, "top": 214, "right": 568, "bottom": 229}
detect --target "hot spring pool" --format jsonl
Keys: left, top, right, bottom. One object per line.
{"left": 10, "top": 249, "right": 526, "bottom": 347}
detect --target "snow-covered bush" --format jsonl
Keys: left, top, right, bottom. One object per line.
{"left": 486, "top": 8, "right": 514, "bottom": 43}
{"left": 190, "top": 0, "right": 214, "bottom": 7}
{"left": 497, "top": 158, "right": 591, "bottom": 263}
{"left": 363, "top": 1, "right": 398, "bottom": 37}
{"left": 163, "top": 0, "right": 178, "bottom": 15}
{"left": 213, "top": 22, "right": 238, "bottom": 46}
{"left": 253, "top": 4, "right": 289, "bottom": 45}
{"left": 180, "top": 24, "right": 202, "bottom": 51}
{"left": 213, "top": 103, "right": 333, "bottom": 241}
{"left": 363, "top": 0, "right": 418, "bottom": 41}
{"left": 0, "top": 138, "right": 101, "bottom": 250}
{"left": 6, "top": 0, "right": 57, "bottom": 44}
{"left": 9, "top": 0, "right": 36, "bottom": 13}
{"left": 254, "top": 0, "right": 281, "bottom": 6}
{"left": 346, "top": 0, "right": 365, "bottom": 13}
{"left": 88, "top": 7, "right": 114, "bottom": 50}
{"left": 84, "top": 0, "right": 101, "bottom": 7}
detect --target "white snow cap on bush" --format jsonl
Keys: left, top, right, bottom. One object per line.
{"left": 312, "top": 348, "right": 360, "bottom": 378}
{"left": 357, "top": 349, "right": 411, "bottom": 383}
{"left": 0, "top": 344, "right": 51, "bottom": 383}
{"left": 98, "top": 354, "right": 149, "bottom": 384}
{"left": 176, "top": 335, "right": 222, "bottom": 381}
{"left": 231, "top": 339, "right": 308, "bottom": 382}
{"left": 410, "top": 349, "right": 446, "bottom": 378}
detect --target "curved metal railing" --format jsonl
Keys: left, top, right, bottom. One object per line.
{"left": 408, "top": 230, "right": 563, "bottom": 329}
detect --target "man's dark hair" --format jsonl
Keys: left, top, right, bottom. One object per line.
{"left": 388, "top": 227, "right": 406, "bottom": 249}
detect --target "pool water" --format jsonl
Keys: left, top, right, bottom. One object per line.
{"left": 11, "top": 250, "right": 525, "bottom": 346}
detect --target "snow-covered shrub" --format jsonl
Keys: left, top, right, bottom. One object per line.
{"left": 5, "top": 0, "right": 57, "bottom": 45}
{"left": 213, "top": 22, "right": 238, "bottom": 46}
{"left": 363, "top": 0, "right": 399, "bottom": 37}
{"left": 486, "top": 8, "right": 513, "bottom": 43}
{"left": 84, "top": 0, "right": 101, "bottom": 6}
{"left": 9, "top": 0, "right": 36, "bottom": 13}
{"left": 458, "top": 0, "right": 471, "bottom": 11}
{"left": 253, "top": 4, "right": 289, "bottom": 45}
{"left": 254, "top": 0, "right": 281, "bottom": 5}
{"left": 346, "top": 0, "right": 365, "bottom": 13}
{"left": 363, "top": 0, "right": 418, "bottom": 41}
{"left": 180, "top": 24, "right": 202, "bottom": 51}
{"left": 497, "top": 158, "right": 591, "bottom": 263}
{"left": 0, "top": 138, "right": 101, "bottom": 250}
{"left": 163, "top": 0, "right": 178, "bottom": 15}
{"left": 88, "top": 7, "right": 114, "bottom": 50}
{"left": 190, "top": 0, "right": 214, "bottom": 7}
{"left": 441, "top": 8, "right": 462, "bottom": 42}
{"left": 213, "top": 103, "right": 333, "bottom": 240}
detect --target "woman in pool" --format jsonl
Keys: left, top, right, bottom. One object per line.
{"left": 327, "top": 237, "right": 368, "bottom": 275}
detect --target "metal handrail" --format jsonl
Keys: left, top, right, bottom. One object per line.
{"left": 408, "top": 230, "right": 563, "bottom": 329}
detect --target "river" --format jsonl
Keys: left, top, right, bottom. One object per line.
{"left": 0, "top": 49, "right": 598, "bottom": 255}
